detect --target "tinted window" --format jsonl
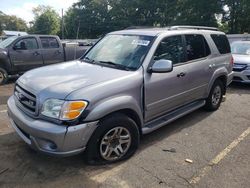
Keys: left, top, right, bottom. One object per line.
{"left": 40, "top": 37, "right": 59, "bottom": 49}
{"left": 15, "top": 38, "right": 38, "bottom": 50}
{"left": 185, "top": 34, "right": 210, "bottom": 61}
{"left": 154, "top": 35, "right": 185, "bottom": 64}
{"left": 211, "top": 34, "right": 231, "bottom": 54}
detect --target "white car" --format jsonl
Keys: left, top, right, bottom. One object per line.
{"left": 231, "top": 41, "right": 250, "bottom": 83}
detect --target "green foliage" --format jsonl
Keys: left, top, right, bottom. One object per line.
{"left": 2, "top": 0, "right": 250, "bottom": 38}
{"left": 64, "top": 0, "right": 226, "bottom": 39}
{"left": 223, "top": 0, "right": 250, "bottom": 34}
{"left": 0, "top": 11, "right": 27, "bottom": 34}
{"left": 31, "top": 5, "right": 60, "bottom": 35}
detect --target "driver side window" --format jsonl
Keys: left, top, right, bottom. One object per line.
{"left": 14, "top": 38, "right": 38, "bottom": 50}
{"left": 154, "top": 35, "right": 185, "bottom": 65}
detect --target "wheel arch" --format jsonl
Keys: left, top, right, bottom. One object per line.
{"left": 206, "top": 68, "right": 228, "bottom": 97}
{"left": 84, "top": 96, "right": 143, "bottom": 134}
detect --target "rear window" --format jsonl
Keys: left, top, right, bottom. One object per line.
{"left": 211, "top": 34, "right": 231, "bottom": 54}
{"left": 40, "top": 37, "right": 59, "bottom": 49}
{"left": 185, "top": 34, "right": 211, "bottom": 61}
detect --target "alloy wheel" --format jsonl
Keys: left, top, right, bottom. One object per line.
{"left": 100, "top": 126, "right": 131, "bottom": 161}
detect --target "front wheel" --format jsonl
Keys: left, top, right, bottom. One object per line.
{"left": 204, "top": 80, "right": 224, "bottom": 111}
{"left": 0, "top": 68, "right": 8, "bottom": 85}
{"left": 85, "top": 113, "right": 140, "bottom": 164}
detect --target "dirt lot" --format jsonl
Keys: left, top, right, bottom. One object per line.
{"left": 0, "top": 81, "right": 249, "bottom": 188}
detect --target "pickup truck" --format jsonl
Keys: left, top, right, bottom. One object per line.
{"left": 0, "top": 35, "right": 90, "bottom": 85}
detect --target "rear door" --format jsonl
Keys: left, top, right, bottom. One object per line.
{"left": 9, "top": 37, "right": 43, "bottom": 72}
{"left": 180, "top": 34, "right": 213, "bottom": 102}
{"left": 40, "top": 37, "right": 64, "bottom": 64}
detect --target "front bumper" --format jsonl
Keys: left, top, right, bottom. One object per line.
{"left": 7, "top": 95, "right": 99, "bottom": 157}
{"left": 232, "top": 69, "right": 250, "bottom": 83}
{"left": 227, "top": 71, "right": 234, "bottom": 86}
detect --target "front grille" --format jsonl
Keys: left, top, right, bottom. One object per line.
{"left": 233, "top": 63, "right": 248, "bottom": 72}
{"left": 15, "top": 84, "right": 37, "bottom": 114}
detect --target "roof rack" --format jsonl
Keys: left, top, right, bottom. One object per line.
{"left": 169, "top": 25, "right": 219, "bottom": 31}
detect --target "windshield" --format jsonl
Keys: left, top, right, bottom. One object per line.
{"left": 83, "top": 34, "right": 154, "bottom": 70}
{"left": 231, "top": 42, "right": 250, "bottom": 55}
{"left": 0, "top": 36, "right": 18, "bottom": 48}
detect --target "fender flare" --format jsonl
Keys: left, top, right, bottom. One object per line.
{"left": 206, "top": 67, "right": 228, "bottom": 97}
{"left": 0, "top": 54, "right": 11, "bottom": 73}
{"left": 84, "top": 96, "right": 143, "bottom": 126}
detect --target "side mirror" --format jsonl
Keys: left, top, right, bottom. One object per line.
{"left": 149, "top": 59, "right": 173, "bottom": 73}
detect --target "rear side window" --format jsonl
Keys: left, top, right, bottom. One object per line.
{"left": 40, "top": 37, "right": 59, "bottom": 49}
{"left": 211, "top": 34, "right": 231, "bottom": 54}
{"left": 185, "top": 34, "right": 211, "bottom": 61}
{"left": 154, "top": 35, "right": 185, "bottom": 65}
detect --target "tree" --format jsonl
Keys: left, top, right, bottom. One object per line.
{"left": 0, "top": 11, "right": 27, "bottom": 34}
{"left": 172, "top": 0, "right": 223, "bottom": 27}
{"left": 222, "top": 0, "right": 250, "bottom": 33}
{"left": 31, "top": 5, "right": 60, "bottom": 35}
{"left": 63, "top": 0, "right": 250, "bottom": 38}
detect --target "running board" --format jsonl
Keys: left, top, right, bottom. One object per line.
{"left": 142, "top": 100, "right": 206, "bottom": 134}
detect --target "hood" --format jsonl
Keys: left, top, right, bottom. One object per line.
{"left": 232, "top": 54, "right": 250, "bottom": 65}
{"left": 18, "top": 60, "right": 135, "bottom": 99}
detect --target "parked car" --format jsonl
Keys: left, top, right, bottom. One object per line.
{"left": 0, "top": 35, "right": 90, "bottom": 85}
{"left": 227, "top": 34, "right": 250, "bottom": 44}
{"left": 8, "top": 26, "right": 233, "bottom": 164}
{"left": 231, "top": 41, "right": 250, "bottom": 83}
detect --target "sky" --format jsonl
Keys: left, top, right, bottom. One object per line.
{"left": 0, "top": 0, "right": 79, "bottom": 23}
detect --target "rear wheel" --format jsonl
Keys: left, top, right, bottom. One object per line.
{"left": 0, "top": 68, "right": 8, "bottom": 85}
{"left": 85, "top": 113, "right": 140, "bottom": 164}
{"left": 204, "top": 80, "right": 224, "bottom": 111}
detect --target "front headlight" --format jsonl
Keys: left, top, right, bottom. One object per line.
{"left": 41, "top": 99, "right": 88, "bottom": 120}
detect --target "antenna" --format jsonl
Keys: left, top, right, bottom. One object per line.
{"left": 61, "top": 9, "right": 64, "bottom": 40}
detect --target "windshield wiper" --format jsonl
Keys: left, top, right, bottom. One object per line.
{"left": 98, "top": 61, "right": 131, "bottom": 71}
{"left": 81, "top": 57, "right": 96, "bottom": 64}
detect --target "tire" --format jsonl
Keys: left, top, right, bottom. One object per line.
{"left": 85, "top": 113, "right": 140, "bottom": 165}
{"left": 204, "top": 80, "right": 224, "bottom": 111}
{"left": 0, "top": 68, "right": 8, "bottom": 85}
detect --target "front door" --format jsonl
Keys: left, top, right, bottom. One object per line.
{"left": 144, "top": 35, "right": 189, "bottom": 122}
{"left": 9, "top": 37, "right": 43, "bottom": 72}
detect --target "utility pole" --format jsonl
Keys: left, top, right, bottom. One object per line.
{"left": 61, "top": 9, "right": 64, "bottom": 39}
{"left": 74, "top": 19, "right": 80, "bottom": 60}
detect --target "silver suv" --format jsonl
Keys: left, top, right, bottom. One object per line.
{"left": 8, "top": 26, "right": 233, "bottom": 163}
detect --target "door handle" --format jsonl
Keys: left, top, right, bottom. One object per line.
{"left": 33, "top": 51, "right": 40, "bottom": 56}
{"left": 177, "top": 72, "right": 186, "bottom": 78}
{"left": 55, "top": 50, "right": 62, "bottom": 54}
{"left": 209, "top": 64, "right": 216, "bottom": 69}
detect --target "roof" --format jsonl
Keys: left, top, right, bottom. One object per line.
{"left": 110, "top": 26, "right": 224, "bottom": 37}
{"left": 231, "top": 40, "right": 250, "bottom": 44}
{"left": 2, "top": 30, "right": 28, "bottom": 36}
{"left": 227, "top": 34, "right": 250, "bottom": 38}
